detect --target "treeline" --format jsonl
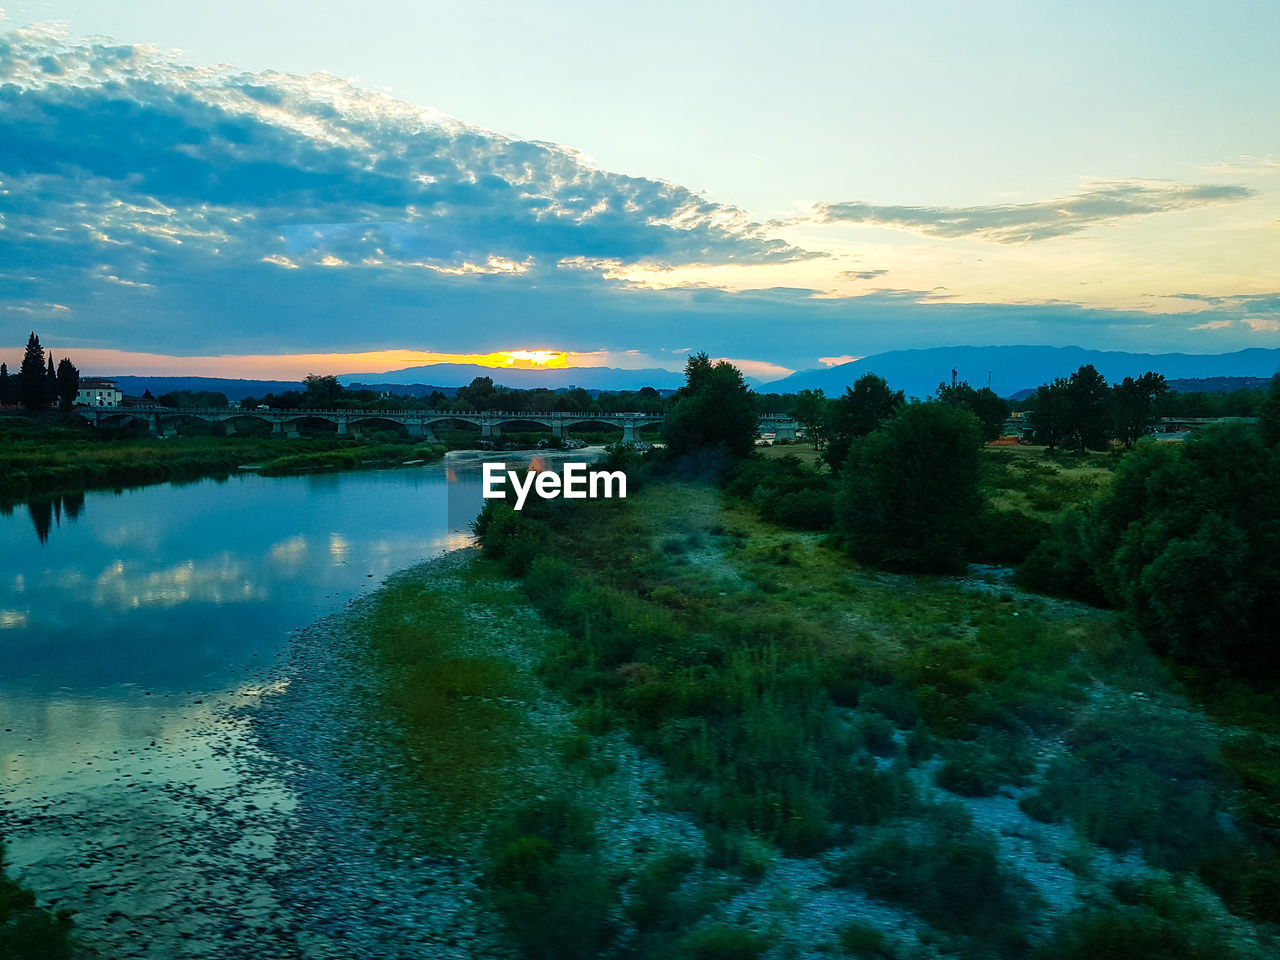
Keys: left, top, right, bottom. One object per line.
{"left": 1024, "top": 364, "right": 1274, "bottom": 450}
{"left": 239, "top": 374, "right": 671, "bottom": 416}
{"left": 0, "top": 332, "right": 80, "bottom": 412}
{"left": 786, "top": 374, "right": 1008, "bottom": 470}
{"left": 653, "top": 354, "right": 1280, "bottom": 676}
{"left": 238, "top": 372, "right": 794, "bottom": 418}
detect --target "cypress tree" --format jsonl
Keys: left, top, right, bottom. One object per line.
{"left": 19, "top": 332, "right": 47, "bottom": 411}
{"left": 46, "top": 354, "right": 58, "bottom": 407}
{"left": 0, "top": 362, "right": 9, "bottom": 404}
{"left": 56, "top": 358, "right": 80, "bottom": 412}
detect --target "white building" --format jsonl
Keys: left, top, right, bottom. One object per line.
{"left": 76, "top": 379, "right": 122, "bottom": 408}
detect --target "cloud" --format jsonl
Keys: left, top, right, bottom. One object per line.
{"left": 814, "top": 180, "right": 1257, "bottom": 243}
{"left": 1244, "top": 317, "right": 1280, "bottom": 332}
{"left": 1, "top": 22, "right": 1275, "bottom": 369}
{"left": 838, "top": 269, "right": 889, "bottom": 281}
{"left": 0, "top": 23, "right": 818, "bottom": 349}
{"left": 1190, "top": 319, "right": 1235, "bottom": 330}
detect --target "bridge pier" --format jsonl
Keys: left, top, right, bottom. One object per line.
{"left": 481, "top": 421, "right": 500, "bottom": 439}
{"left": 551, "top": 422, "right": 563, "bottom": 439}
{"left": 336, "top": 420, "right": 348, "bottom": 436}
{"left": 622, "top": 422, "right": 636, "bottom": 443}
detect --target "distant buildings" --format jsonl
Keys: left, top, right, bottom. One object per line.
{"left": 75, "top": 379, "right": 122, "bottom": 408}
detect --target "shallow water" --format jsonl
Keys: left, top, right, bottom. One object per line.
{"left": 0, "top": 450, "right": 587, "bottom": 956}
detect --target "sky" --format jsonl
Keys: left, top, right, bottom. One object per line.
{"left": 1, "top": 1, "right": 1277, "bottom": 381}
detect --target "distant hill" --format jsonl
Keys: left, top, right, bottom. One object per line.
{"left": 101, "top": 371, "right": 680, "bottom": 401}
{"left": 339, "top": 363, "right": 687, "bottom": 391}
{"left": 106, "top": 376, "right": 304, "bottom": 401}
{"left": 1008, "top": 375, "right": 1276, "bottom": 403}
{"left": 765, "top": 346, "right": 1280, "bottom": 400}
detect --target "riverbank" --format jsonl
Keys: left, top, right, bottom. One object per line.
{"left": 0, "top": 418, "right": 450, "bottom": 502}
{"left": 8, "top": 468, "right": 1277, "bottom": 959}
{"left": 1, "top": 550, "right": 515, "bottom": 959}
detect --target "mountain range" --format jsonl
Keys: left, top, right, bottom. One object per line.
{"left": 339, "top": 364, "right": 689, "bottom": 391}
{"left": 103, "top": 346, "right": 1280, "bottom": 402}
{"left": 765, "top": 346, "right": 1280, "bottom": 399}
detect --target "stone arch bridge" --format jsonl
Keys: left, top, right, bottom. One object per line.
{"left": 79, "top": 408, "right": 804, "bottom": 442}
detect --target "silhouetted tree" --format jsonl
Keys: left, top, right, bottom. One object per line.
{"left": 0, "top": 362, "right": 9, "bottom": 404}
{"left": 19, "top": 332, "right": 48, "bottom": 411}
{"left": 936, "top": 379, "right": 1009, "bottom": 441}
{"left": 45, "top": 355, "right": 58, "bottom": 408}
{"left": 1112, "top": 372, "right": 1167, "bottom": 446}
{"left": 787, "top": 388, "right": 829, "bottom": 456}
{"left": 302, "top": 374, "right": 343, "bottom": 407}
{"left": 837, "top": 402, "right": 984, "bottom": 572}
{"left": 823, "top": 374, "right": 904, "bottom": 471}
{"left": 1260, "top": 374, "right": 1280, "bottom": 448}
{"left": 1064, "top": 364, "right": 1110, "bottom": 450}
{"left": 663, "top": 352, "right": 757, "bottom": 458}
{"left": 55, "top": 358, "right": 79, "bottom": 412}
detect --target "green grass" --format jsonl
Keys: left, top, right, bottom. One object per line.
{"left": 0, "top": 417, "right": 444, "bottom": 498}
{"left": 355, "top": 572, "right": 536, "bottom": 834}
{"left": 0, "top": 845, "right": 74, "bottom": 960}
{"left": 471, "top": 466, "right": 1279, "bottom": 955}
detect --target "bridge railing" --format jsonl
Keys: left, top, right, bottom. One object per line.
{"left": 103, "top": 408, "right": 670, "bottom": 419}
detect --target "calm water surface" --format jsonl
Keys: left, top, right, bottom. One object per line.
{"left": 0, "top": 451, "right": 573, "bottom": 863}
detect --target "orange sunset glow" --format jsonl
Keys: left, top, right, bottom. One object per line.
{"left": 44, "top": 348, "right": 631, "bottom": 379}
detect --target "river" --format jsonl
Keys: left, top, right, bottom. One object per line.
{"left": 0, "top": 449, "right": 586, "bottom": 958}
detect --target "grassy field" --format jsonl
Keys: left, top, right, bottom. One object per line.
{"left": 0, "top": 417, "right": 445, "bottom": 500}
{"left": 454, "top": 472, "right": 1279, "bottom": 958}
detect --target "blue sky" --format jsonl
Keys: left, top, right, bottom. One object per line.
{"left": 1, "top": 2, "right": 1277, "bottom": 379}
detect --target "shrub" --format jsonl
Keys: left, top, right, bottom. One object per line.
{"left": 1019, "top": 704, "right": 1230, "bottom": 870}
{"left": 682, "top": 925, "right": 770, "bottom": 960}
{"left": 1036, "top": 877, "right": 1259, "bottom": 960}
{"left": 0, "top": 846, "right": 74, "bottom": 960}
{"left": 837, "top": 403, "right": 985, "bottom": 573}
{"left": 488, "top": 797, "right": 619, "bottom": 960}
{"left": 832, "top": 804, "right": 1032, "bottom": 954}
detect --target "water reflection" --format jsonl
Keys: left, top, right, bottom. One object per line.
{"left": 21, "top": 492, "right": 87, "bottom": 544}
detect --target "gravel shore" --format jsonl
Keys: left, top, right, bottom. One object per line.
{"left": 2, "top": 548, "right": 518, "bottom": 959}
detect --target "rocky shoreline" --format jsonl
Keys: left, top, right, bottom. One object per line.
{"left": 2, "top": 548, "right": 518, "bottom": 959}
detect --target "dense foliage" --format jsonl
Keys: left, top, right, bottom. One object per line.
{"left": 837, "top": 403, "right": 985, "bottom": 573}
{"left": 662, "top": 353, "right": 758, "bottom": 459}
{"left": 1020, "top": 425, "right": 1280, "bottom": 671}
{"left": 1, "top": 844, "right": 74, "bottom": 960}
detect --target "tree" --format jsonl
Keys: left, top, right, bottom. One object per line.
{"left": 19, "top": 332, "right": 48, "bottom": 411}
{"left": 1112, "top": 372, "right": 1167, "bottom": 446}
{"left": 824, "top": 374, "right": 904, "bottom": 471}
{"left": 836, "top": 402, "right": 985, "bottom": 573}
{"left": 1021, "top": 426, "right": 1280, "bottom": 671}
{"left": 55, "top": 358, "right": 79, "bottom": 412}
{"left": 1027, "top": 379, "right": 1069, "bottom": 447}
{"left": 301, "top": 374, "right": 343, "bottom": 408}
{"left": 1260, "top": 374, "right": 1280, "bottom": 447}
{"left": 936, "top": 380, "right": 1008, "bottom": 441}
{"left": 1064, "top": 364, "right": 1110, "bottom": 450}
{"left": 1027, "top": 365, "right": 1113, "bottom": 450}
{"left": 787, "top": 388, "right": 829, "bottom": 456}
{"left": 662, "top": 352, "right": 757, "bottom": 458}
{"left": 0, "top": 362, "right": 9, "bottom": 404}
